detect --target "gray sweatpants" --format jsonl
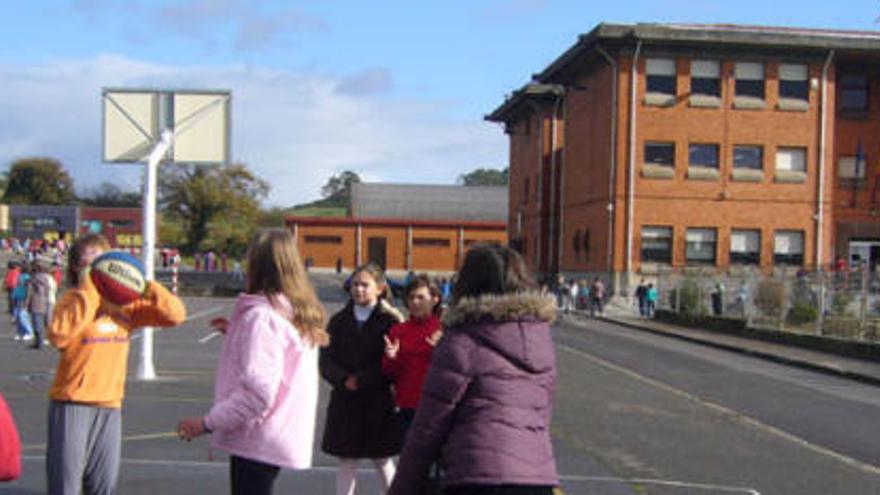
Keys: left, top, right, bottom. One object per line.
{"left": 47, "top": 401, "right": 121, "bottom": 495}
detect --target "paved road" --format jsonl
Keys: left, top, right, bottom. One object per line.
{"left": 1, "top": 274, "right": 879, "bottom": 493}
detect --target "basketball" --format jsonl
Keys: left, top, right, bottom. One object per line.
{"left": 90, "top": 252, "right": 147, "bottom": 305}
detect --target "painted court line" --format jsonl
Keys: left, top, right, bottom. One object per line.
{"left": 18, "top": 456, "right": 760, "bottom": 493}
{"left": 558, "top": 343, "right": 880, "bottom": 478}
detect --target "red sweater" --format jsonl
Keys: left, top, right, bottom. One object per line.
{"left": 381, "top": 315, "right": 441, "bottom": 409}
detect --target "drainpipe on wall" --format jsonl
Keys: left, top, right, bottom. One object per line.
{"left": 626, "top": 40, "right": 642, "bottom": 293}
{"left": 527, "top": 100, "right": 545, "bottom": 272}
{"left": 406, "top": 225, "right": 413, "bottom": 271}
{"left": 549, "top": 92, "right": 564, "bottom": 274}
{"left": 817, "top": 50, "right": 834, "bottom": 270}
{"left": 355, "top": 223, "right": 362, "bottom": 266}
{"left": 816, "top": 50, "right": 834, "bottom": 335}
{"left": 596, "top": 45, "right": 618, "bottom": 288}
{"left": 556, "top": 91, "right": 567, "bottom": 275}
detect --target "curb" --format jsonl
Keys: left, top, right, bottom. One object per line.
{"left": 595, "top": 315, "right": 880, "bottom": 388}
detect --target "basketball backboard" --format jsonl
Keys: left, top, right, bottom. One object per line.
{"left": 102, "top": 88, "right": 230, "bottom": 165}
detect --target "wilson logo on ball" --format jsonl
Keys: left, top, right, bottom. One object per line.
{"left": 90, "top": 252, "right": 147, "bottom": 305}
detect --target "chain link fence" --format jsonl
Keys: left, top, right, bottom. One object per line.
{"left": 651, "top": 266, "right": 880, "bottom": 342}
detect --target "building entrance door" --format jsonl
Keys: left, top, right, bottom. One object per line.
{"left": 368, "top": 237, "right": 387, "bottom": 270}
{"left": 849, "top": 240, "right": 880, "bottom": 271}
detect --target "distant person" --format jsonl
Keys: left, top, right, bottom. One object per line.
{"left": 389, "top": 244, "right": 559, "bottom": 495}
{"left": 25, "top": 260, "right": 54, "bottom": 349}
{"left": 321, "top": 262, "right": 404, "bottom": 495}
{"left": 220, "top": 250, "right": 228, "bottom": 273}
{"left": 0, "top": 392, "right": 21, "bottom": 482}
{"left": 382, "top": 275, "right": 443, "bottom": 437}
{"left": 4, "top": 261, "right": 21, "bottom": 318}
{"left": 46, "top": 235, "right": 186, "bottom": 495}
{"left": 635, "top": 279, "right": 648, "bottom": 317}
{"left": 335, "top": 257, "right": 343, "bottom": 275}
{"left": 12, "top": 265, "right": 32, "bottom": 342}
{"left": 590, "top": 277, "right": 605, "bottom": 317}
{"left": 711, "top": 281, "right": 724, "bottom": 316}
{"left": 577, "top": 279, "right": 590, "bottom": 310}
{"left": 645, "top": 283, "right": 658, "bottom": 318}
{"left": 178, "top": 229, "right": 328, "bottom": 495}
{"left": 194, "top": 251, "right": 203, "bottom": 272}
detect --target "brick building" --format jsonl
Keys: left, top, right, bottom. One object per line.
{"left": 286, "top": 183, "right": 508, "bottom": 273}
{"left": 488, "top": 23, "right": 880, "bottom": 292}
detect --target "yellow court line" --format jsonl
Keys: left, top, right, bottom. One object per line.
{"left": 22, "top": 431, "right": 178, "bottom": 452}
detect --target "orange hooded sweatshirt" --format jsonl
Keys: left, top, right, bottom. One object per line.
{"left": 48, "top": 278, "right": 186, "bottom": 408}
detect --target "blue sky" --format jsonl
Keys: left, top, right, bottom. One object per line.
{"left": 0, "top": 1, "right": 878, "bottom": 206}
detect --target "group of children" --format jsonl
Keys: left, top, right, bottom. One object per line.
{"left": 2, "top": 228, "right": 559, "bottom": 495}
{"left": 4, "top": 259, "right": 63, "bottom": 348}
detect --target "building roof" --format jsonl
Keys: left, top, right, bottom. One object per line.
{"left": 286, "top": 215, "right": 506, "bottom": 230}
{"left": 350, "top": 183, "right": 508, "bottom": 223}
{"left": 538, "top": 22, "right": 880, "bottom": 82}
{"left": 488, "top": 22, "right": 880, "bottom": 121}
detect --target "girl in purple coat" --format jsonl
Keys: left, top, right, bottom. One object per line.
{"left": 389, "top": 244, "right": 559, "bottom": 495}
{"left": 177, "top": 229, "right": 328, "bottom": 495}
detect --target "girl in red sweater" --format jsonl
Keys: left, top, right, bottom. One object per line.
{"left": 382, "top": 274, "right": 443, "bottom": 434}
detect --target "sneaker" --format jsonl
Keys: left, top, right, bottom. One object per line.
{"left": 13, "top": 335, "right": 21, "bottom": 341}
{"left": 22, "top": 334, "right": 34, "bottom": 341}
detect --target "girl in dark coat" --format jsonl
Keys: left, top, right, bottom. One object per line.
{"left": 389, "top": 245, "right": 559, "bottom": 495}
{"left": 321, "top": 262, "right": 404, "bottom": 495}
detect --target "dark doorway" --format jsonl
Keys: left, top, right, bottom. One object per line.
{"left": 368, "top": 237, "right": 387, "bottom": 270}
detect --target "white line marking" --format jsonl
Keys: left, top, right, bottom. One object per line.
{"left": 198, "top": 331, "right": 221, "bottom": 344}
{"left": 558, "top": 343, "right": 880, "bottom": 477}
{"left": 18, "top": 455, "right": 760, "bottom": 491}
{"left": 186, "top": 307, "right": 224, "bottom": 322}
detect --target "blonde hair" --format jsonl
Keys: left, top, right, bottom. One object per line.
{"left": 246, "top": 229, "right": 328, "bottom": 346}
{"left": 351, "top": 261, "right": 390, "bottom": 300}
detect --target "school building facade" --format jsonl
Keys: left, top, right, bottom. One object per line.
{"left": 487, "top": 23, "right": 880, "bottom": 292}
{"left": 286, "top": 183, "right": 508, "bottom": 273}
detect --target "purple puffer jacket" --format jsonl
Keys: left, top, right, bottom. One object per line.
{"left": 389, "top": 291, "right": 558, "bottom": 494}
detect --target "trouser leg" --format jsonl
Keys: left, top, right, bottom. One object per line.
{"left": 230, "top": 455, "right": 280, "bottom": 495}
{"left": 81, "top": 407, "right": 121, "bottom": 495}
{"left": 336, "top": 458, "right": 358, "bottom": 495}
{"left": 47, "top": 402, "right": 91, "bottom": 495}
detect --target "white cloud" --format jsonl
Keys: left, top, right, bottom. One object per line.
{"left": 0, "top": 54, "right": 506, "bottom": 207}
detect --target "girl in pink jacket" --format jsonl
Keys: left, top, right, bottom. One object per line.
{"left": 178, "top": 229, "right": 328, "bottom": 495}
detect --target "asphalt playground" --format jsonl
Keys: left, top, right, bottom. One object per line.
{"left": 0, "top": 275, "right": 763, "bottom": 494}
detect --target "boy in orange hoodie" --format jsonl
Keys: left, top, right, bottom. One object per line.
{"left": 46, "top": 234, "right": 186, "bottom": 495}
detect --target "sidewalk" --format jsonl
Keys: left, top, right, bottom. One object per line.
{"left": 592, "top": 304, "right": 880, "bottom": 387}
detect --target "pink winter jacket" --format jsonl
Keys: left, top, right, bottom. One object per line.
{"left": 204, "top": 294, "right": 319, "bottom": 470}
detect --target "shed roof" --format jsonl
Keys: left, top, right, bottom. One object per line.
{"left": 350, "top": 183, "right": 508, "bottom": 223}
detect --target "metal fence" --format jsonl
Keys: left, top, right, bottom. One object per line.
{"left": 651, "top": 266, "right": 880, "bottom": 342}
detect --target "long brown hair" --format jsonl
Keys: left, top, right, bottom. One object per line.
{"left": 405, "top": 274, "right": 442, "bottom": 316}
{"left": 246, "top": 229, "right": 328, "bottom": 346}
{"left": 452, "top": 243, "right": 536, "bottom": 303}
{"left": 67, "top": 234, "right": 110, "bottom": 286}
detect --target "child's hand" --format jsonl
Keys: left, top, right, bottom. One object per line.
{"left": 209, "top": 317, "right": 229, "bottom": 334}
{"left": 383, "top": 335, "right": 400, "bottom": 359}
{"left": 177, "top": 416, "right": 206, "bottom": 441}
{"left": 426, "top": 329, "right": 443, "bottom": 347}
{"left": 344, "top": 375, "right": 359, "bottom": 391}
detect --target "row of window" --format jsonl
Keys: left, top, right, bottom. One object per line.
{"left": 303, "top": 236, "right": 491, "bottom": 248}
{"left": 645, "top": 58, "right": 869, "bottom": 113}
{"left": 646, "top": 142, "right": 806, "bottom": 173}
{"left": 641, "top": 227, "right": 805, "bottom": 266}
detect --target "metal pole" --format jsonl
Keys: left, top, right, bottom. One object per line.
{"left": 136, "top": 129, "right": 172, "bottom": 381}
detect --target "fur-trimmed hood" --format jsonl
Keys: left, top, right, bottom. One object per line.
{"left": 442, "top": 291, "right": 556, "bottom": 373}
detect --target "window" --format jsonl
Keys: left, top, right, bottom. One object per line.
{"left": 645, "top": 142, "right": 675, "bottom": 166}
{"left": 838, "top": 156, "right": 867, "bottom": 180}
{"left": 735, "top": 62, "right": 765, "bottom": 99}
{"left": 582, "top": 229, "right": 591, "bottom": 259}
{"left": 689, "top": 144, "right": 719, "bottom": 168}
{"left": 641, "top": 226, "right": 672, "bottom": 263}
{"left": 776, "top": 147, "right": 806, "bottom": 172}
{"left": 109, "top": 219, "right": 134, "bottom": 228}
{"left": 686, "top": 228, "right": 717, "bottom": 265}
{"left": 414, "top": 238, "right": 450, "bottom": 247}
{"left": 774, "top": 230, "right": 804, "bottom": 265}
{"left": 840, "top": 75, "right": 868, "bottom": 112}
{"left": 691, "top": 60, "right": 721, "bottom": 97}
{"left": 779, "top": 64, "right": 808, "bottom": 101}
{"left": 733, "top": 145, "right": 763, "bottom": 170}
{"left": 646, "top": 58, "right": 676, "bottom": 95}
{"left": 730, "top": 230, "right": 761, "bottom": 265}
{"left": 304, "top": 235, "right": 342, "bottom": 244}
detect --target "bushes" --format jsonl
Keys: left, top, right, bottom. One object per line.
{"left": 755, "top": 280, "right": 785, "bottom": 316}
{"left": 787, "top": 300, "right": 818, "bottom": 325}
{"left": 673, "top": 278, "right": 703, "bottom": 316}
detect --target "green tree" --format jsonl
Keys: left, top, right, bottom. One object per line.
{"left": 320, "top": 170, "right": 361, "bottom": 207}
{"left": 2, "top": 157, "right": 76, "bottom": 204}
{"left": 457, "top": 167, "right": 509, "bottom": 186}
{"left": 160, "top": 163, "right": 269, "bottom": 254}
{"left": 80, "top": 182, "right": 141, "bottom": 207}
